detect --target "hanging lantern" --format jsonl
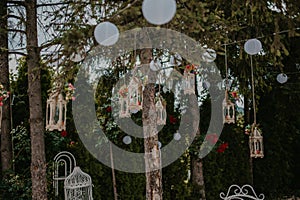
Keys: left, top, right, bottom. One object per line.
{"left": 183, "top": 66, "right": 195, "bottom": 95}
{"left": 128, "top": 77, "right": 143, "bottom": 113}
{"left": 223, "top": 92, "right": 235, "bottom": 124}
{"left": 155, "top": 97, "right": 166, "bottom": 125}
{"left": 118, "top": 84, "right": 130, "bottom": 118}
{"left": 249, "top": 124, "right": 264, "bottom": 158}
{"left": 46, "top": 92, "right": 67, "bottom": 131}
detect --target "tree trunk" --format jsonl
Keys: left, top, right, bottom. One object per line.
{"left": 0, "top": 0, "right": 13, "bottom": 173}
{"left": 141, "top": 48, "right": 163, "bottom": 200}
{"left": 191, "top": 155, "right": 206, "bottom": 200}
{"left": 25, "top": 0, "right": 48, "bottom": 199}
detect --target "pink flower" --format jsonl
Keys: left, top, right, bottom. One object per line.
{"left": 0, "top": 101, "right": 3, "bottom": 106}
{"left": 71, "top": 96, "right": 76, "bottom": 101}
{"left": 68, "top": 83, "right": 75, "bottom": 90}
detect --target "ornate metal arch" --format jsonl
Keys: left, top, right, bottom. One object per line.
{"left": 220, "top": 184, "right": 265, "bottom": 200}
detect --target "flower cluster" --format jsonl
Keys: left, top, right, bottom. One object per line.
{"left": 119, "top": 87, "right": 128, "bottom": 98}
{"left": 217, "top": 142, "right": 229, "bottom": 153}
{"left": 185, "top": 64, "right": 197, "bottom": 74}
{"left": 65, "top": 83, "right": 76, "bottom": 101}
{"left": 0, "top": 83, "right": 10, "bottom": 106}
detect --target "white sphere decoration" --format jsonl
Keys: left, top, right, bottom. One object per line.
{"left": 150, "top": 60, "right": 161, "bottom": 71}
{"left": 173, "top": 132, "right": 181, "bottom": 141}
{"left": 202, "top": 48, "right": 217, "bottom": 62}
{"left": 244, "top": 38, "right": 262, "bottom": 55}
{"left": 123, "top": 136, "right": 132, "bottom": 145}
{"left": 142, "top": 0, "right": 176, "bottom": 25}
{"left": 276, "top": 73, "right": 288, "bottom": 84}
{"left": 94, "top": 22, "right": 119, "bottom": 46}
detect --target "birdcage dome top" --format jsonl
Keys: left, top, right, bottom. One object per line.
{"left": 64, "top": 167, "right": 92, "bottom": 189}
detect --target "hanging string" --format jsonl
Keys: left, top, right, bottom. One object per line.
{"left": 221, "top": 27, "right": 300, "bottom": 46}
{"left": 224, "top": 44, "right": 229, "bottom": 98}
{"left": 250, "top": 55, "right": 257, "bottom": 124}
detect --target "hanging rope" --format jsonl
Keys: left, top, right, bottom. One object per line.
{"left": 224, "top": 44, "right": 229, "bottom": 101}
{"left": 250, "top": 55, "right": 257, "bottom": 124}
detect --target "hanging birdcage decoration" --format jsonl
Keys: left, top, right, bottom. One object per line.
{"left": 155, "top": 97, "right": 166, "bottom": 125}
{"left": 46, "top": 92, "right": 67, "bottom": 131}
{"left": 223, "top": 91, "right": 235, "bottom": 124}
{"left": 64, "top": 166, "right": 93, "bottom": 200}
{"left": 0, "top": 106, "right": 2, "bottom": 130}
{"left": 249, "top": 124, "right": 264, "bottom": 158}
{"left": 118, "top": 84, "right": 130, "bottom": 118}
{"left": 128, "top": 76, "right": 143, "bottom": 113}
{"left": 183, "top": 65, "right": 195, "bottom": 95}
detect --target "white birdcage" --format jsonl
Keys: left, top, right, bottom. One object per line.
{"left": 128, "top": 76, "right": 143, "bottom": 113}
{"left": 222, "top": 92, "right": 235, "bottom": 124}
{"left": 118, "top": 84, "right": 130, "bottom": 118}
{"left": 64, "top": 167, "right": 93, "bottom": 200}
{"left": 249, "top": 125, "right": 264, "bottom": 158}
{"left": 0, "top": 106, "right": 2, "bottom": 130}
{"left": 183, "top": 71, "right": 195, "bottom": 95}
{"left": 53, "top": 151, "right": 76, "bottom": 196}
{"left": 155, "top": 97, "right": 166, "bottom": 125}
{"left": 46, "top": 92, "right": 67, "bottom": 131}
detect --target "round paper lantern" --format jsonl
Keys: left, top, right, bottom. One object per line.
{"left": 173, "top": 132, "right": 181, "bottom": 141}
{"left": 94, "top": 22, "right": 119, "bottom": 46}
{"left": 123, "top": 136, "right": 132, "bottom": 145}
{"left": 142, "top": 0, "right": 176, "bottom": 25}
{"left": 244, "top": 39, "right": 262, "bottom": 55}
{"left": 276, "top": 73, "right": 288, "bottom": 84}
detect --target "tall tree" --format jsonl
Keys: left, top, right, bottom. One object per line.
{"left": 0, "top": 0, "right": 13, "bottom": 173}
{"left": 25, "top": 0, "right": 47, "bottom": 199}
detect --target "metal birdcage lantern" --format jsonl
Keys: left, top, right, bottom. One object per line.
{"left": 118, "top": 84, "right": 130, "bottom": 118}
{"left": 128, "top": 76, "right": 143, "bottom": 113}
{"left": 53, "top": 151, "right": 76, "bottom": 196}
{"left": 155, "top": 97, "right": 166, "bottom": 125}
{"left": 64, "top": 167, "right": 93, "bottom": 200}
{"left": 183, "top": 70, "right": 195, "bottom": 95}
{"left": 223, "top": 91, "right": 235, "bottom": 124}
{"left": 46, "top": 92, "right": 67, "bottom": 131}
{"left": 249, "top": 124, "right": 264, "bottom": 158}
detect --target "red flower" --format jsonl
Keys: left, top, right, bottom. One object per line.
{"left": 0, "top": 96, "right": 3, "bottom": 101}
{"left": 0, "top": 101, "right": 3, "bottom": 106}
{"left": 61, "top": 130, "right": 67, "bottom": 137}
{"left": 231, "top": 91, "right": 238, "bottom": 98}
{"left": 70, "top": 141, "right": 75, "bottom": 146}
{"left": 205, "top": 133, "right": 219, "bottom": 145}
{"left": 106, "top": 106, "right": 112, "bottom": 112}
{"left": 169, "top": 115, "right": 177, "bottom": 124}
{"left": 217, "top": 142, "right": 229, "bottom": 153}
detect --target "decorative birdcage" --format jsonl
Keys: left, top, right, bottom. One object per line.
{"left": 0, "top": 106, "right": 2, "bottom": 130}
{"left": 46, "top": 92, "right": 67, "bottom": 131}
{"left": 183, "top": 70, "right": 195, "bottom": 95}
{"left": 220, "top": 184, "right": 265, "bottom": 200}
{"left": 64, "top": 167, "right": 93, "bottom": 200}
{"left": 155, "top": 97, "right": 166, "bottom": 125}
{"left": 53, "top": 151, "right": 77, "bottom": 196}
{"left": 249, "top": 124, "right": 264, "bottom": 158}
{"left": 118, "top": 84, "right": 130, "bottom": 118}
{"left": 128, "top": 76, "right": 143, "bottom": 113}
{"left": 223, "top": 91, "right": 235, "bottom": 124}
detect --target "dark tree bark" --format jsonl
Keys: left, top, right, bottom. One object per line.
{"left": 0, "top": 0, "right": 13, "bottom": 173}
{"left": 141, "top": 48, "right": 163, "bottom": 200}
{"left": 25, "top": 0, "right": 48, "bottom": 199}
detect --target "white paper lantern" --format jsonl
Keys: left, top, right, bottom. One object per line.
{"left": 94, "top": 22, "right": 119, "bottom": 46}
{"left": 276, "top": 73, "right": 288, "bottom": 84}
{"left": 123, "top": 136, "right": 132, "bottom": 145}
{"left": 173, "top": 131, "right": 181, "bottom": 141}
{"left": 244, "top": 39, "right": 262, "bottom": 55}
{"left": 142, "top": 0, "right": 176, "bottom": 25}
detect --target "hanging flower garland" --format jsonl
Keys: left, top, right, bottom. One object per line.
{"left": 0, "top": 83, "right": 10, "bottom": 106}
{"left": 65, "top": 83, "right": 76, "bottom": 101}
